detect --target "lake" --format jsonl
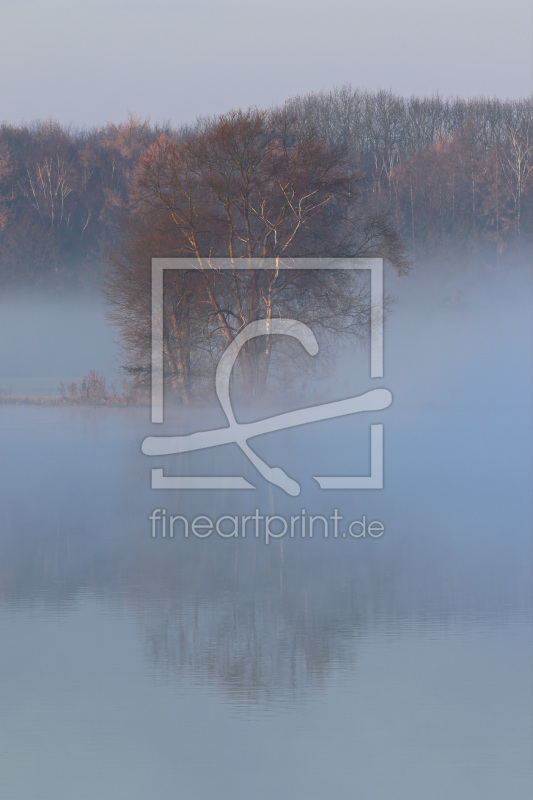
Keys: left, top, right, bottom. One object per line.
{"left": 0, "top": 261, "right": 531, "bottom": 798}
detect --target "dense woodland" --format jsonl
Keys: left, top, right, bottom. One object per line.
{"left": 0, "top": 87, "right": 531, "bottom": 288}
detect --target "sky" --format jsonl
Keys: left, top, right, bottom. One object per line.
{"left": 0, "top": 0, "right": 531, "bottom": 128}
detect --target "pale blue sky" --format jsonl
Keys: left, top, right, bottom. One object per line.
{"left": 1, "top": 0, "right": 531, "bottom": 127}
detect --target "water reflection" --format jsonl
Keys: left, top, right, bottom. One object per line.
{"left": 0, "top": 262, "right": 531, "bottom": 797}
{"left": 0, "top": 400, "right": 530, "bottom": 707}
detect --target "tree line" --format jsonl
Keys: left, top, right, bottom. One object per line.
{"left": 0, "top": 88, "right": 531, "bottom": 286}
{"left": 293, "top": 88, "right": 533, "bottom": 257}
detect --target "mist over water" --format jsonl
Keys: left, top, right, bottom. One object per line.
{"left": 0, "top": 257, "right": 531, "bottom": 799}
{"left": 0, "top": 288, "right": 118, "bottom": 394}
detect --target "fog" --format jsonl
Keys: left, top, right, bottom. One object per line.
{"left": 1, "top": 255, "right": 531, "bottom": 637}
{"left": 0, "top": 289, "right": 118, "bottom": 395}
{"left": 0, "top": 256, "right": 531, "bottom": 798}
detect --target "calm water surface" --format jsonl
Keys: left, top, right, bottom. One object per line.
{"left": 1, "top": 265, "right": 531, "bottom": 799}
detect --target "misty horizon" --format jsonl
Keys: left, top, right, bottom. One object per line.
{"left": 1, "top": 1, "right": 531, "bottom": 796}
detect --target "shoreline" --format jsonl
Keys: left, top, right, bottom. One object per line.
{"left": 0, "top": 395, "right": 147, "bottom": 407}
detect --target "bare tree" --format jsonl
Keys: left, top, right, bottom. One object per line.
{"left": 106, "top": 107, "right": 408, "bottom": 401}
{"left": 502, "top": 112, "right": 533, "bottom": 238}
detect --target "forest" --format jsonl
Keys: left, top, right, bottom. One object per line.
{"left": 0, "top": 87, "right": 531, "bottom": 288}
